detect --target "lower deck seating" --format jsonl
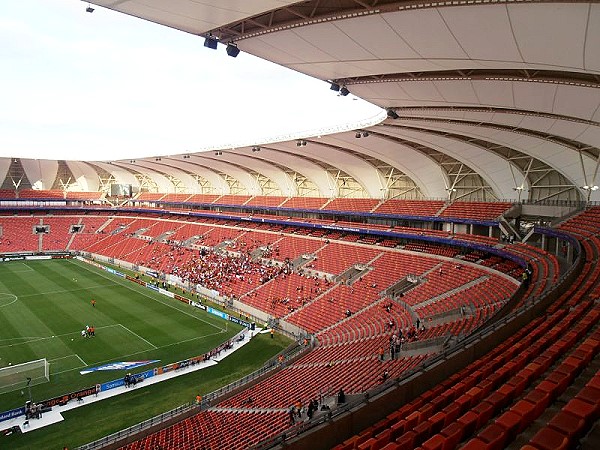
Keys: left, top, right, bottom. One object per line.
{"left": 329, "top": 208, "right": 600, "bottom": 450}
{"left": 0, "top": 210, "right": 569, "bottom": 450}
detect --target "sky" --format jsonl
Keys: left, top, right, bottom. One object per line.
{"left": 0, "top": 0, "right": 383, "bottom": 162}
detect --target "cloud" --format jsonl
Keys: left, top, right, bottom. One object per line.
{"left": 0, "top": 0, "right": 382, "bottom": 161}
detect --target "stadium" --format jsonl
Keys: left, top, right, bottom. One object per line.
{"left": 1, "top": 1, "right": 599, "bottom": 450}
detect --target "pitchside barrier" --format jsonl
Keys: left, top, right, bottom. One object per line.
{"left": 0, "top": 330, "right": 247, "bottom": 424}
{"left": 0, "top": 255, "right": 262, "bottom": 424}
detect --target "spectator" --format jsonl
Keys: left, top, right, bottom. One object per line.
{"left": 337, "top": 388, "right": 345, "bottom": 404}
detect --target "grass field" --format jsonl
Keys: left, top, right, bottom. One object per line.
{"left": 0, "top": 258, "right": 241, "bottom": 409}
{"left": 0, "top": 257, "right": 290, "bottom": 448}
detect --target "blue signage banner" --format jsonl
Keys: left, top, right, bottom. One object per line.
{"left": 80, "top": 360, "right": 159, "bottom": 375}
{"left": 0, "top": 406, "right": 25, "bottom": 423}
{"left": 207, "top": 306, "right": 228, "bottom": 320}
{"left": 100, "top": 378, "right": 125, "bottom": 392}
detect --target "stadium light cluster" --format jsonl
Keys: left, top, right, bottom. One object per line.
{"left": 387, "top": 109, "right": 400, "bottom": 120}
{"left": 329, "top": 81, "right": 349, "bottom": 96}
{"left": 203, "top": 34, "right": 241, "bottom": 58}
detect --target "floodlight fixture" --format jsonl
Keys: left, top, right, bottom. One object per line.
{"left": 214, "top": 151, "right": 223, "bottom": 156}
{"left": 339, "top": 86, "right": 350, "bottom": 96}
{"left": 86, "top": 4, "right": 94, "bottom": 13}
{"left": 355, "top": 132, "right": 361, "bottom": 138}
{"left": 330, "top": 82, "right": 340, "bottom": 92}
{"left": 226, "top": 43, "right": 240, "bottom": 58}
{"left": 183, "top": 154, "right": 190, "bottom": 159}
{"left": 387, "top": 109, "right": 400, "bottom": 120}
{"left": 204, "top": 34, "right": 218, "bottom": 50}
{"left": 252, "top": 146, "right": 260, "bottom": 152}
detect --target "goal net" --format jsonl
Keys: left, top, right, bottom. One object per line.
{"left": 0, "top": 358, "right": 49, "bottom": 395}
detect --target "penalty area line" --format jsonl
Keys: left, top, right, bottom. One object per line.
{"left": 48, "top": 353, "right": 88, "bottom": 367}
{"left": 119, "top": 324, "right": 157, "bottom": 350}
{"left": 76, "top": 354, "right": 87, "bottom": 366}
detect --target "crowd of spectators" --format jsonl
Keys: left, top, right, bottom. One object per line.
{"left": 140, "top": 241, "right": 337, "bottom": 315}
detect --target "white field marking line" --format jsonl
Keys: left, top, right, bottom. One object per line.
{"left": 16, "top": 283, "right": 118, "bottom": 299}
{"left": 70, "top": 259, "right": 226, "bottom": 332}
{"left": 118, "top": 323, "right": 157, "bottom": 350}
{"left": 0, "top": 324, "right": 120, "bottom": 350}
{"left": 8, "top": 262, "right": 35, "bottom": 273}
{"left": 53, "top": 364, "right": 87, "bottom": 376}
{"left": 48, "top": 354, "right": 80, "bottom": 363}
{"left": 51, "top": 329, "right": 227, "bottom": 376}
{"left": 47, "top": 354, "right": 88, "bottom": 369}
{"left": 0, "top": 293, "right": 18, "bottom": 308}
{"left": 0, "top": 336, "right": 46, "bottom": 343}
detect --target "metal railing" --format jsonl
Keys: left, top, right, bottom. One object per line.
{"left": 76, "top": 402, "right": 195, "bottom": 450}
{"left": 249, "top": 243, "right": 584, "bottom": 450}
{"left": 76, "top": 226, "right": 584, "bottom": 450}
{"left": 76, "top": 342, "right": 308, "bottom": 450}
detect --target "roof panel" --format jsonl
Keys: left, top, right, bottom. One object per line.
{"left": 508, "top": 3, "right": 589, "bottom": 70}
{"left": 585, "top": 4, "right": 600, "bottom": 71}
{"left": 439, "top": 5, "right": 522, "bottom": 62}
{"left": 553, "top": 85, "right": 600, "bottom": 120}
{"left": 396, "top": 81, "right": 445, "bottom": 102}
{"left": 335, "top": 14, "right": 421, "bottom": 60}
{"left": 471, "top": 80, "right": 515, "bottom": 108}
{"left": 90, "top": 0, "right": 299, "bottom": 35}
{"left": 433, "top": 80, "right": 479, "bottom": 104}
{"left": 382, "top": 9, "right": 467, "bottom": 59}
{"left": 292, "top": 22, "right": 375, "bottom": 61}
{"left": 512, "top": 82, "right": 557, "bottom": 115}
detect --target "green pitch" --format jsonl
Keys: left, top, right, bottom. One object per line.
{"left": 0, "top": 258, "right": 241, "bottom": 410}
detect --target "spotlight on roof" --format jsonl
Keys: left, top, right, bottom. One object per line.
{"left": 330, "top": 82, "right": 340, "bottom": 92}
{"left": 339, "top": 86, "right": 350, "bottom": 96}
{"left": 362, "top": 131, "right": 369, "bottom": 138}
{"left": 183, "top": 154, "right": 190, "bottom": 159}
{"left": 251, "top": 146, "right": 260, "bottom": 152}
{"left": 355, "top": 132, "right": 362, "bottom": 138}
{"left": 155, "top": 157, "right": 161, "bottom": 161}
{"left": 296, "top": 140, "right": 307, "bottom": 147}
{"left": 226, "top": 43, "right": 240, "bottom": 58}
{"left": 129, "top": 159, "right": 136, "bottom": 163}
{"left": 86, "top": 4, "right": 94, "bottom": 13}
{"left": 387, "top": 109, "right": 400, "bottom": 120}
{"left": 204, "top": 34, "right": 218, "bottom": 50}
{"left": 214, "top": 151, "right": 223, "bottom": 156}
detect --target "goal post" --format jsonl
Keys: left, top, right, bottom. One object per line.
{"left": 0, "top": 358, "right": 49, "bottom": 395}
